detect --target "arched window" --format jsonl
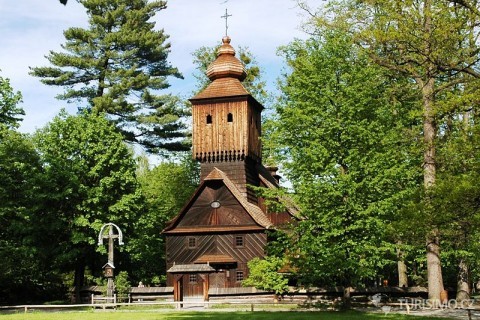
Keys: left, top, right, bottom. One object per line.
{"left": 227, "top": 113, "right": 233, "bottom": 123}
{"left": 206, "top": 114, "right": 212, "bottom": 124}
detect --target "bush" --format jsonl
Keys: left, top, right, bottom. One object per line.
{"left": 243, "top": 257, "right": 288, "bottom": 295}
{"left": 115, "top": 271, "right": 131, "bottom": 295}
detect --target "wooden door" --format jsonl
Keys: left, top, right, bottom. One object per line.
{"left": 183, "top": 274, "right": 204, "bottom": 299}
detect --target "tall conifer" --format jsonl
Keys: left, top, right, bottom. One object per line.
{"left": 31, "top": 0, "right": 188, "bottom": 152}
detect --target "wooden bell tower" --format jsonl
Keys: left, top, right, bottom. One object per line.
{"left": 190, "top": 36, "right": 264, "bottom": 203}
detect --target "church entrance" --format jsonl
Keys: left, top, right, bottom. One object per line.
{"left": 183, "top": 273, "right": 204, "bottom": 299}
{"left": 167, "top": 264, "right": 215, "bottom": 302}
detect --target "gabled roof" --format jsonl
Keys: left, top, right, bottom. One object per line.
{"left": 102, "top": 262, "right": 115, "bottom": 269}
{"left": 162, "top": 167, "right": 272, "bottom": 233}
{"left": 205, "top": 168, "right": 273, "bottom": 228}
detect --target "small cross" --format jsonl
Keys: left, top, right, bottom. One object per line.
{"left": 221, "top": 8, "right": 232, "bottom": 36}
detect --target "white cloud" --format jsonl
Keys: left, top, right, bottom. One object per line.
{"left": 0, "top": 0, "right": 313, "bottom": 133}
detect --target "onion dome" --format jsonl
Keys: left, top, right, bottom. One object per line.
{"left": 206, "top": 36, "right": 247, "bottom": 81}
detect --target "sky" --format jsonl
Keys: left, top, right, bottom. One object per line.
{"left": 0, "top": 0, "right": 313, "bottom": 134}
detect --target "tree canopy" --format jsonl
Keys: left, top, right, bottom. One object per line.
{"left": 271, "top": 23, "right": 422, "bottom": 300}
{"left": 33, "top": 110, "right": 143, "bottom": 301}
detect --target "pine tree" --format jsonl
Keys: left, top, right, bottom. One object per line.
{"left": 31, "top": 0, "right": 188, "bottom": 153}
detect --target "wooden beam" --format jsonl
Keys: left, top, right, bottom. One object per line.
{"left": 199, "top": 273, "right": 210, "bottom": 302}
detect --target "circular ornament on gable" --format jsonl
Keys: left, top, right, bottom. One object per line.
{"left": 210, "top": 200, "right": 221, "bottom": 208}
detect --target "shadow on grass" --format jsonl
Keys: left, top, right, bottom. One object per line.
{"left": 161, "top": 311, "right": 451, "bottom": 320}
{"left": 0, "top": 310, "right": 454, "bottom": 320}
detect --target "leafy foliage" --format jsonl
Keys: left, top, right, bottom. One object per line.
{"left": 272, "top": 25, "right": 421, "bottom": 287}
{"left": 0, "top": 129, "right": 59, "bottom": 303}
{"left": 0, "top": 73, "right": 24, "bottom": 129}
{"left": 129, "top": 155, "right": 199, "bottom": 284}
{"left": 33, "top": 110, "right": 142, "bottom": 298}
{"left": 243, "top": 257, "right": 289, "bottom": 295}
{"left": 115, "top": 271, "right": 131, "bottom": 296}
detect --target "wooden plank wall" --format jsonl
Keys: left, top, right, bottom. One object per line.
{"left": 192, "top": 99, "right": 261, "bottom": 162}
{"left": 166, "top": 233, "right": 266, "bottom": 265}
{"left": 166, "top": 232, "right": 267, "bottom": 287}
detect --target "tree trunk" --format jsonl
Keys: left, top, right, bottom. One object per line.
{"left": 397, "top": 246, "right": 408, "bottom": 287}
{"left": 426, "top": 229, "right": 444, "bottom": 304}
{"left": 423, "top": 79, "right": 444, "bottom": 302}
{"left": 420, "top": 0, "right": 444, "bottom": 295}
{"left": 456, "top": 259, "right": 470, "bottom": 302}
{"left": 73, "top": 259, "right": 86, "bottom": 303}
{"left": 342, "top": 286, "right": 352, "bottom": 309}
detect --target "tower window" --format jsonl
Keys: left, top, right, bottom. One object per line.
{"left": 227, "top": 113, "right": 233, "bottom": 122}
{"left": 206, "top": 114, "right": 212, "bottom": 124}
{"left": 189, "top": 274, "right": 197, "bottom": 283}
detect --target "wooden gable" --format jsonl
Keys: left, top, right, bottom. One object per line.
{"left": 177, "top": 180, "right": 258, "bottom": 227}
{"left": 163, "top": 168, "right": 272, "bottom": 234}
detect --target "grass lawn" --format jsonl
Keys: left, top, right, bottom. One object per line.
{"left": 0, "top": 310, "right": 455, "bottom": 320}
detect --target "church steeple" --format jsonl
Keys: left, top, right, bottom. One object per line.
{"left": 206, "top": 36, "right": 246, "bottom": 81}
{"left": 190, "top": 36, "right": 264, "bottom": 202}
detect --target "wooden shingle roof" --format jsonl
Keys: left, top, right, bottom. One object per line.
{"left": 194, "top": 254, "right": 237, "bottom": 264}
{"left": 167, "top": 264, "right": 215, "bottom": 273}
{"left": 190, "top": 36, "right": 250, "bottom": 101}
{"left": 206, "top": 36, "right": 246, "bottom": 81}
{"left": 191, "top": 77, "right": 249, "bottom": 100}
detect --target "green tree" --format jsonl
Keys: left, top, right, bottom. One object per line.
{"left": 33, "top": 110, "right": 142, "bottom": 302}
{"left": 31, "top": 0, "right": 188, "bottom": 152}
{"left": 129, "top": 156, "right": 199, "bottom": 284}
{"left": 314, "top": 0, "right": 480, "bottom": 301}
{"left": 0, "top": 73, "right": 23, "bottom": 129}
{"left": 0, "top": 129, "right": 54, "bottom": 304}
{"left": 273, "top": 25, "right": 421, "bottom": 306}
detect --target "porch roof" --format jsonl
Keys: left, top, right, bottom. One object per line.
{"left": 167, "top": 264, "right": 215, "bottom": 274}
{"left": 194, "top": 254, "right": 237, "bottom": 264}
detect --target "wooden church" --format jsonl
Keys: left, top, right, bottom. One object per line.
{"left": 163, "top": 36, "right": 296, "bottom": 302}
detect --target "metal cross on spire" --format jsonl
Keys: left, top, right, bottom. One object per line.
{"left": 221, "top": 8, "right": 232, "bottom": 36}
